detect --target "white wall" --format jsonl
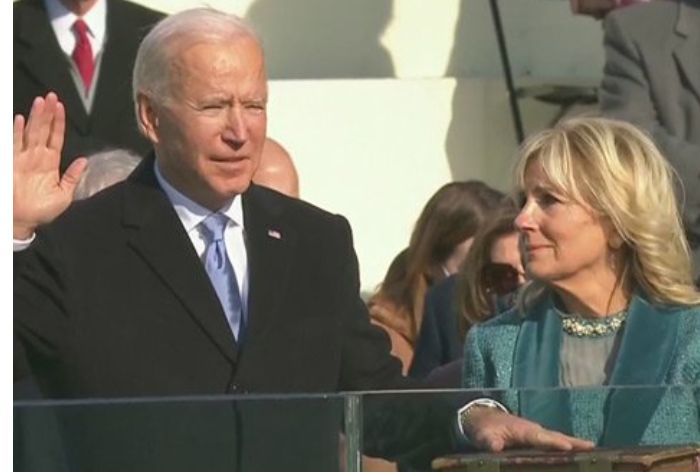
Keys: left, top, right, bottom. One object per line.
{"left": 132, "top": 0, "right": 604, "bottom": 81}
{"left": 269, "top": 78, "right": 564, "bottom": 293}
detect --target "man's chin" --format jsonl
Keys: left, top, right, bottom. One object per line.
{"left": 214, "top": 180, "right": 253, "bottom": 200}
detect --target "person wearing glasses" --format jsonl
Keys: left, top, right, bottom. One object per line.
{"left": 368, "top": 181, "right": 504, "bottom": 374}
{"left": 460, "top": 117, "right": 700, "bottom": 449}
{"left": 409, "top": 204, "right": 526, "bottom": 383}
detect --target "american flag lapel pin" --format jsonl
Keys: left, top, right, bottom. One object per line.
{"left": 267, "top": 229, "right": 282, "bottom": 240}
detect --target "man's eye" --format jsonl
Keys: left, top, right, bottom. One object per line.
{"left": 202, "top": 104, "right": 223, "bottom": 110}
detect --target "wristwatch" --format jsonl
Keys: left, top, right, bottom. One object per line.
{"left": 457, "top": 398, "right": 509, "bottom": 439}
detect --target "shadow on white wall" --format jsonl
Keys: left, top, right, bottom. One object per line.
{"left": 245, "top": 0, "right": 395, "bottom": 79}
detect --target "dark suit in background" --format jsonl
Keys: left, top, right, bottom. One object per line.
{"left": 599, "top": 0, "right": 700, "bottom": 278}
{"left": 409, "top": 275, "right": 462, "bottom": 383}
{"left": 13, "top": 0, "right": 164, "bottom": 171}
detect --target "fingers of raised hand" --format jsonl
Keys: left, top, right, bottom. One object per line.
{"left": 22, "top": 93, "right": 63, "bottom": 151}
{"left": 60, "top": 157, "right": 88, "bottom": 195}
{"left": 48, "top": 101, "right": 65, "bottom": 153}
{"left": 13, "top": 114, "right": 25, "bottom": 155}
{"left": 24, "top": 95, "right": 48, "bottom": 149}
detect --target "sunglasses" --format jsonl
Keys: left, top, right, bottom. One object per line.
{"left": 482, "top": 262, "right": 521, "bottom": 296}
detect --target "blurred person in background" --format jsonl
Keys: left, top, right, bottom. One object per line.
{"left": 599, "top": 0, "right": 700, "bottom": 282}
{"left": 461, "top": 117, "right": 700, "bottom": 449}
{"left": 368, "top": 181, "right": 504, "bottom": 374}
{"left": 73, "top": 148, "right": 142, "bottom": 200}
{"left": 14, "top": 0, "right": 164, "bottom": 171}
{"left": 252, "top": 137, "right": 300, "bottom": 198}
{"left": 409, "top": 204, "right": 526, "bottom": 383}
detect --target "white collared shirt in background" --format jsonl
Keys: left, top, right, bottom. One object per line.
{"left": 44, "top": 0, "right": 107, "bottom": 60}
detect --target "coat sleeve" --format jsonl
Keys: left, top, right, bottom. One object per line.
{"left": 14, "top": 229, "right": 70, "bottom": 387}
{"left": 329, "top": 214, "right": 408, "bottom": 391}
{"left": 326, "top": 216, "right": 467, "bottom": 465}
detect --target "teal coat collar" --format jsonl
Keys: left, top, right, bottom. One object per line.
{"left": 512, "top": 291, "right": 681, "bottom": 445}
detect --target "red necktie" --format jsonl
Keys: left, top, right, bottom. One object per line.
{"left": 72, "top": 19, "right": 94, "bottom": 93}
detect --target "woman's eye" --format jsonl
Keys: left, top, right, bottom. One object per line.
{"left": 537, "top": 193, "right": 561, "bottom": 207}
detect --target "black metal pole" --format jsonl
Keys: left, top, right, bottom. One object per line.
{"left": 488, "top": 0, "right": 525, "bottom": 143}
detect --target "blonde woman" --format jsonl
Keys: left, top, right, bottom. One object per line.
{"left": 461, "top": 117, "right": 700, "bottom": 449}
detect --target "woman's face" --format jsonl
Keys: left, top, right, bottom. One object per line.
{"left": 514, "top": 160, "right": 617, "bottom": 290}
{"left": 489, "top": 233, "right": 526, "bottom": 285}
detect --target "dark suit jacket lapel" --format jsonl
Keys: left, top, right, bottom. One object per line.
{"left": 673, "top": 0, "right": 700, "bottom": 103}
{"left": 242, "top": 186, "right": 296, "bottom": 343}
{"left": 15, "top": 0, "right": 89, "bottom": 132}
{"left": 512, "top": 295, "right": 573, "bottom": 435}
{"left": 122, "top": 157, "right": 238, "bottom": 363}
{"left": 600, "top": 294, "right": 680, "bottom": 446}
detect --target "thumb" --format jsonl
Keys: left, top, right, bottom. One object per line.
{"left": 60, "top": 157, "right": 88, "bottom": 195}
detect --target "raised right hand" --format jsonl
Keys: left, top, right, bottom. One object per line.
{"left": 13, "top": 93, "right": 87, "bottom": 239}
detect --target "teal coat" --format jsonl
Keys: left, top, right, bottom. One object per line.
{"left": 462, "top": 292, "right": 700, "bottom": 446}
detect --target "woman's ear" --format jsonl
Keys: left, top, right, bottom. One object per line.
{"left": 608, "top": 232, "right": 624, "bottom": 250}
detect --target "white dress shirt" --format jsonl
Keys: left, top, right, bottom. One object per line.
{"left": 44, "top": 0, "right": 106, "bottom": 59}
{"left": 154, "top": 163, "right": 250, "bottom": 316}
{"left": 43, "top": 0, "right": 107, "bottom": 106}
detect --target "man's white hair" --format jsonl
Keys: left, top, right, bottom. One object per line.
{"left": 132, "top": 8, "right": 262, "bottom": 112}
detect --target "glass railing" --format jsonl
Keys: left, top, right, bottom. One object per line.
{"left": 14, "top": 386, "right": 700, "bottom": 472}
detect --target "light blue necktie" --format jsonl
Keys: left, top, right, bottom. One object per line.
{"left": 200, "top": 213, "right": 244, "bottom": 341}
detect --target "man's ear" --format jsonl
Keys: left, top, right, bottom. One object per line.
{"left": 136, "top": 93, "right": 160, "bottom": 144}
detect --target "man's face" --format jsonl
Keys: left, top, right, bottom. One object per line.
{"left": 142, "top": 37, "right": 268, "bottom": 210}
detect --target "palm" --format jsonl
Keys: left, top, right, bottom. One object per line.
{"left": 13, "top": 93, "right": 86, "bottom": 238}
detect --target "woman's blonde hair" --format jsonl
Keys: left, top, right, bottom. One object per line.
{"left": 514, "top": 117, "right": 700, "bottom": 306}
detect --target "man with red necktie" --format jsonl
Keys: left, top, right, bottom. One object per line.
{"left": 13, "top": 0, "right": 164, "bottom": 172}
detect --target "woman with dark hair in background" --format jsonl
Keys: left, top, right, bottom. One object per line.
{"left": 409, "top": 204, "right": 526, "bottom": 383}
{"left": 368, "top": 181, "right": 504, "bottom": 373}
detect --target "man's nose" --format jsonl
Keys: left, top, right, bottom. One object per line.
{"left": 222, "top": 106, "right": 248, "bottom": 146}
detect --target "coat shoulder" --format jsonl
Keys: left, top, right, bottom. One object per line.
{"left": 112, "top": 0, "right": 166, "bottom": 24}
{"left": 604, "top": 0, "right": 677, "bottom": 41}
{"left": 247, "top": 184, "right": 350, "bottom": 233}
